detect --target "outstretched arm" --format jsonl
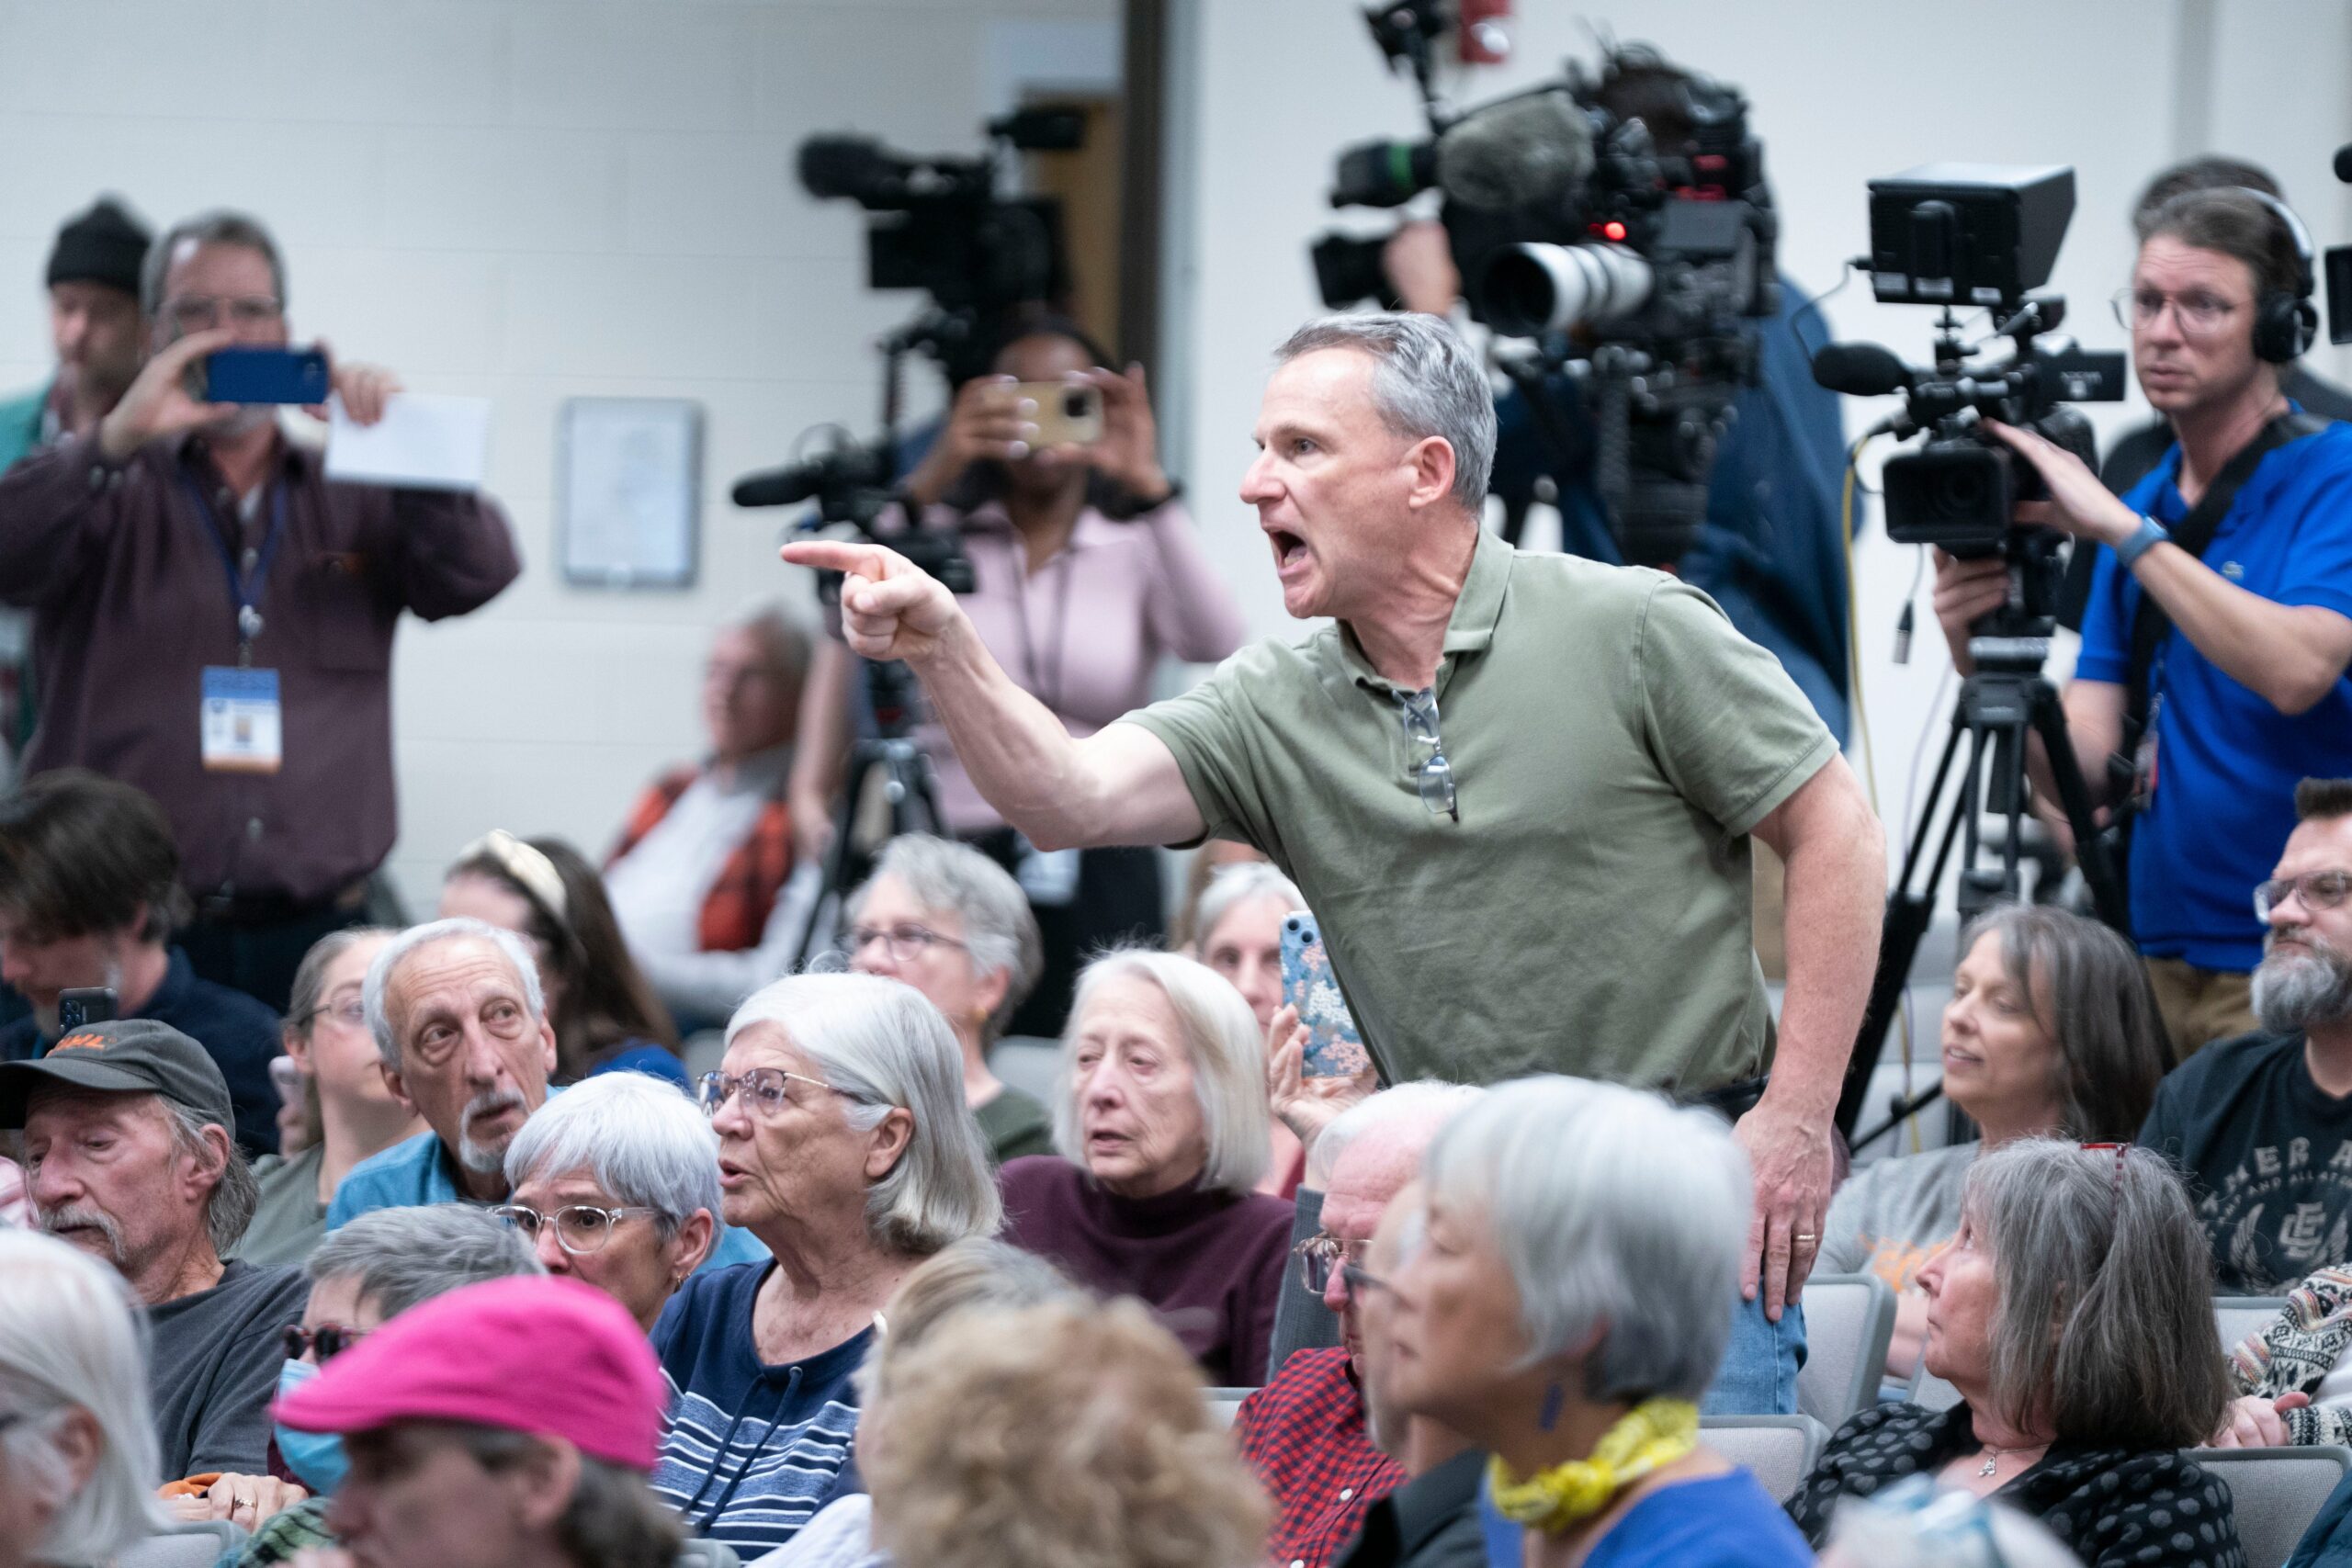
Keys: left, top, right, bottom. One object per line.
{"left": 782, "top": 539, "right": 1204, "bottom": 849}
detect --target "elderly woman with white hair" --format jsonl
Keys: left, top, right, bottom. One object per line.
{"left": 658, "top": 973, "right": 1001, "bottom": 1558}
{"left": 501, "top": 1071, "right": 740, "bottom": 1331}
{"left": 1000, "top": 947, "right": 1295, "bottom": 1385}
{"left": 0, "top": 1229, "right": 167, "bottom": 1568}
{"left": 1385, "top": 1076, "right": 1816, "bottom": 1568}
{"left": 846, "top": 834, "right": 1054, "bottom": 1163}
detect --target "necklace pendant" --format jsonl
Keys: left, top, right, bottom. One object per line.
{"left": 1979, "top": 1455, "right": 1999, "bottom": 1478}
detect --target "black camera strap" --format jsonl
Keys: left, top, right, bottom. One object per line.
{"left": 2120, "top": 410, "right": 2325, "bottom": 736}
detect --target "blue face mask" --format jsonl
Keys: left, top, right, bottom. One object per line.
{"left": 275, "top": 1358, "right": 348, "bottom": 1495}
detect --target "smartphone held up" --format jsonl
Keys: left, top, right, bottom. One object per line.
{"left": 1279, "top": 911, "right": 1371, "bottom": 1079}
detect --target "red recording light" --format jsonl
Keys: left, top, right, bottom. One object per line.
{"left": 1602, "top": 220, "right": 1627, "bottom": 242}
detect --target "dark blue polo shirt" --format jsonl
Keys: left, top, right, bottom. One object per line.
{"left": 2076, "top": 420, "right": 2352, "bottom": 970}
{"left": 0, "top": 946, "right": 282, "bottom": 1156}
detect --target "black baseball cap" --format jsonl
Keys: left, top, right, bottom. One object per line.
{"left": 0, "top": 1018, "right": 235, "bottom": 1131}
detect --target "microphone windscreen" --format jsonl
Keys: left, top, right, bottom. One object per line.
{"left": 2335, "top": 142, "right": 2352, "bottom": 184}
{"left": 1811, "top": 342, "right": 1912, "bottom": 398}
{"left": 1435, "top": 89, "right": 1594, "bottom": 212}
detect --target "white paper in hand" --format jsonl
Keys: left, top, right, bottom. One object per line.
{"left": 325, "top": 393, "right": 492, "bottom": 491}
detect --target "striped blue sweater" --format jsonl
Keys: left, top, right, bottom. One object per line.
{"left": 651, "top": 1261, "right": 872, "bottom": 1557}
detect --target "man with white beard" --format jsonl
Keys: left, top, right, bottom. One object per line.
{"left": 2143, "top": 778, "right": 2352, "bottom": 1291}
{"left": 324, "top": 919, "right": 557, "bottom": 1226}
{"left": 0, "top": 1018, "right": 306, "bottom": 1480}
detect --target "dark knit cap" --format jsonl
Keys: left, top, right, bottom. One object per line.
{"left": 46, "top": 197, "right": 151, "bottom": 298}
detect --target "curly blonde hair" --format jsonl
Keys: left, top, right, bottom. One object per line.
{"left": 864, "top": 1298, "right": 1269, "bottom": 1568}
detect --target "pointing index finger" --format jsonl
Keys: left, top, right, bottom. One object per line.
{"left": 782, "top": 538, "right": 899, "bottom": 579}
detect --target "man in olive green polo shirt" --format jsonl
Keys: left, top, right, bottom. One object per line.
{"left": 786, "top": 312, "right": 1885, "bottom": 1334}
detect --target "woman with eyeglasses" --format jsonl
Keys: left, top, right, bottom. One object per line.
{"left": 497, "top": 1070, "right": 723, "bottom": 1332}
{"left": 999, "top": 947, "right": 1295, "bottom": 1386}
{"left": 1789, "top": 1141, "right": 2245, "bottom": 1568}
{"left": 193, "top": 1205, "right": 539, "bottom": 1558}
{"left": 656, "top": 972, "right": 999, "bottom": 1558}
{"left": 233, "top": 929, "right": 422, "bottom": 1268}
{"left": 844, "top": 835, "right": 1055, "bottom": 1164}
{"left": 440, "top": 830, "right": 686, "bottom": 1087}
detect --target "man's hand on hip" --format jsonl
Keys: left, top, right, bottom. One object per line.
{"left": 1731, "top": 1092, "right": 1834, "bottom": 1321}
{"left": 783, "top": 539, "right": 963, "bottom": 665}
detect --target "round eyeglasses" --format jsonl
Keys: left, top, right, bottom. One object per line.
{"left": 492, "top": 1202, "right": 660, "bottom": 1255}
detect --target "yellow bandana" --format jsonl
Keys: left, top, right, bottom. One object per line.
{"left": 1487, "top": 1397, "right": 1701, "bottom": 1532}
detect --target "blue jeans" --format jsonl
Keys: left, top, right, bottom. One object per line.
{"left": 1701, "top": 1294, "right": 1806, "bottom": 1416}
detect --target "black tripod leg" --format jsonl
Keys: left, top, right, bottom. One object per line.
{"left": 2028, "top": 682, "right": 2131, "bottom": 932}
{"left": 791, "top": 753, "right": 878, "bottom": 971}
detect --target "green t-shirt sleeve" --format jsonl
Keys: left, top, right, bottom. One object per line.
{"left": 1634, "top": 577, "right": 1839, "bottom": 838}
{"left": 1118, "top": 658, "right": 1269, "bottom": 852}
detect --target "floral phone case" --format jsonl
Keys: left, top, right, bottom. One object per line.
{"left": 1279, "top": 911, "right": 1371, "bottom": 1078}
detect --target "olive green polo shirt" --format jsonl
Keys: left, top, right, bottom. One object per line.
{"left": 1122, "top": 525, "right": 1838, "bottom": 1092}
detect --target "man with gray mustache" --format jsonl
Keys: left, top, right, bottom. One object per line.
{"left": 0, "top": 1017, "right": 308, "bottom": 1480}
{"left": 323, "top": 918, "right": 558, "bottom": 1224}
{"left": 2142, "top": 777, "right": 2352, "bottom": 1290}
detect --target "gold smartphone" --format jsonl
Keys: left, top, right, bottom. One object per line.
{"left": 1011, "top": 381, "right": 1103, "bottom": 446}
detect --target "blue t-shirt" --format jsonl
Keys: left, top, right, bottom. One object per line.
{"left": 651, "top": 1260, "right": 870, "bottom": 1557}
{"left": 2077, "top": 421, "right": 2352, "bottom": 969}
{"left": 1479, "top": 1468, "right": 1815, "bottom": 1568}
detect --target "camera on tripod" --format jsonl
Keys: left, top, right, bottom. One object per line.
{"left": 1812, "top": 164, "right": 2128, "bottom": 584}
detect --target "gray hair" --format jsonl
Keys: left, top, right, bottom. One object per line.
{"left": 1962, "top": 1138, "right": 2231, "bottom": 1447}
{"left": 0, "top": 1230, "right": 168, "bottom": 1562}
{"left": 1274, "top": 312, "right": 1497, "bottom": 512}
{"left": 165, "top": 1100, "right": 257, "bottom": 1258}
{"left": 1308, "top": 1079, "right": 1485, "bottom": 1190}
{"left": 725, "top": 974, "right": 1002, "bottom": 1252}
{"left": 365, "top": 917, "right": 547, "bottom": 1072}
{"left": 860, "top": 1237, "right": 1080, "bottom": 1403}
{"left": 1186, "top": 863, "right": 1305, "bottom": 961}
{"left": 848, "top": 835, "right": 1043, "bottom": 1043}
{"left": 287, "top": 926, "right": 396, "bottom": 1039}
{"left": 1824, "top": 1478, "right": 2087, "bottom": 1568}
{"left": 724, "top": 600, "right": 815, "bottom": 690}
{"left": 1421, "top": 1076, "right": 1750, "bottom": 1402}
{"left": 308, "top": 1205, "right": 542, "bottom": 1320}
{"left": 141, "top": 209, "right": 286, "bottom": 320}
{"left": 1054, "top": 949, "right": 1272, "bottom": 1196}
{"left": 503, "top": 1072, "right": 722, "bottom": 1238}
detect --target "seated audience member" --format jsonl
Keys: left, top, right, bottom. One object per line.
{"left": 1388, "top": 1077, "right": 1814, "bottom": 1568}
{"left": 791, "top": 315, "right": 1247, "bottom": 1037}
{"left": 862, "top": 1297, "right": 1269, "bottom": 1568}
{"left": 662, "top": 973, "right": 999, "bottom": 1555}
{"left": 1169, "top": 840, "right": 1272, "bottom": 952}
{"left": 274, "top": 1276, "right": 683, "bottom": 1568}
{"left": 326, "top": 919, "right": 557, "bottom": 1225}
{"left": 1236, "top": 1083, "right": 1482, "bottom": 1568}
{"left": 0, "top": 1230, "right": 170, "bottom": 1568}
{"left": 440, "top": 831, "right": 685, "bottom": 1087}
{"left": 2141, "top": 778, "right": 2352, "bottom": 1292}
{"left": 2212, "top": 1261, "right": 2352, "bottom": 1448}
{"left": 844, "top": 834, "right": 1054, "bottom": 1163}
{"left": 999, "top": 948, "right": 1295, "bottom": 1385}
{"left": 1184, "top": 861, "right": 1315, "bottom": 1196}
{"left": 762, "top": 1237, "right": 1081, "bottom": 1568}
{"left": 501, "top": 1069, "right": 758, "bottom": 1332}
{"left": 1338, "top": 1178, "right": 1485, "bottom": 1568}
{"left": 0, "top": 1020, "right": 306, "bottom": 1479}
{"left": 235, "top": 929, "right": 420, "bottom": 1266}
{"left": 1789, "top": 1141, "right": 2243, "bottom": 1568}
{"left": 199, "top": 1204, "right": 541, "bottom": 1553}
{"left": 1823, "top": 905, "right": 2168, "bottom": 1379}
{"left": 1815, "top": 1478, "right": 2088, "bottom": 1568}
{"left": 607, "top": 605, "right": 810, "bottom": 1030}
{"left": 0, "top": 771, "right": 281, "bottom": 1156}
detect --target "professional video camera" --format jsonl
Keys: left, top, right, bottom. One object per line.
{"left": 1309, "top": 35, "right": 1778, "bottom": 566}
{"left": 797, "top": 107, "right": 1080, "bottom": 375}
{"left": 1811, "top": 165, "right": 2127, "bottom": 599}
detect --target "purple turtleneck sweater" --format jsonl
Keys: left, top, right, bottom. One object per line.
{"left": 999, "top": 1156, "right": 1296, "bottom": 1386}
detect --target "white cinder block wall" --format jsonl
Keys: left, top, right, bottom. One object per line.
{"left": 1167, "top": 0, "right": 2352, "bottom": 890}
{"left": 0, "top": 0, "right": 1116, "bottom": 913}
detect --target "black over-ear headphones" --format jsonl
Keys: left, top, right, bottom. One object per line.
{"left": 2229, "top": 186, "right": 2318, "bottom": 363}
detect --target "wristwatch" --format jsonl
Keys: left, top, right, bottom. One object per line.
{"left": 2114, "top": 515, "right": 2170, "bottom": 569}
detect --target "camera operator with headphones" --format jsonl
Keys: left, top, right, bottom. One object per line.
{"left": 789, "top": 314, "right": 1246, "bottom": 1035}
{"left": 1933, "top": 186, "right": 2352, "bottom": 1055}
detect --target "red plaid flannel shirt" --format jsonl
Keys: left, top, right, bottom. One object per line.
{"left": 1233, "top": 1348, "right": 1406, "bottom": 1568}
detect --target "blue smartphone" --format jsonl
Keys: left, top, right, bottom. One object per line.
{"left": 201, "top": 346, "right": 331, "bottom": 405}
{"left": 1278, "top": 911, "right": 1371, "bottom": 1078}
